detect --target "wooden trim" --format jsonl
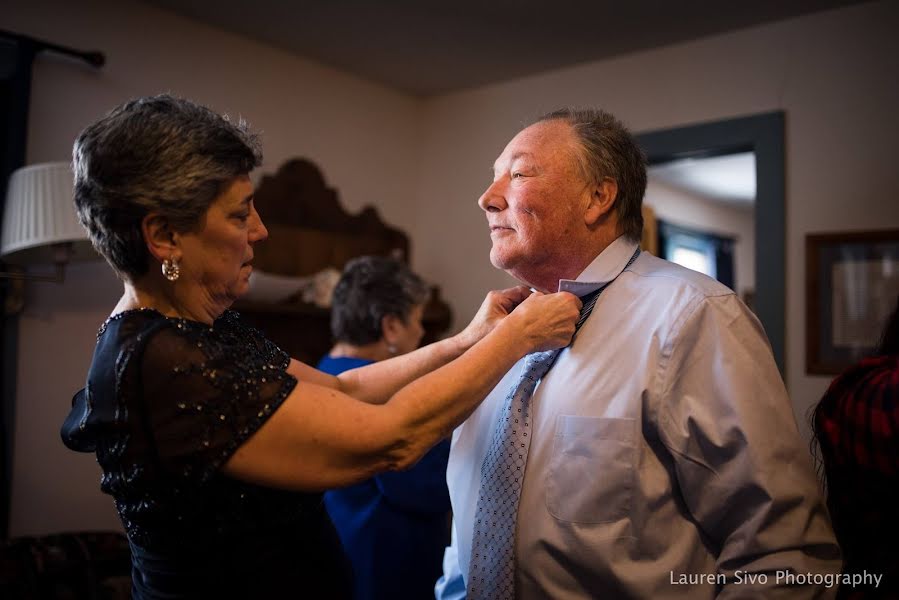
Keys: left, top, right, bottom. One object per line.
{"left": 805, "top": 229, "right": 899, "bottom": 375}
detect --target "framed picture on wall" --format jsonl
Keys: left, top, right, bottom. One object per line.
{"left": 806, "top": 229, "right": 899, "bottom": 375}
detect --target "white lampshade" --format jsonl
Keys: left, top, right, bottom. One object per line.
{"left": 1, "top": 162, "right": 95, "bottom": 264}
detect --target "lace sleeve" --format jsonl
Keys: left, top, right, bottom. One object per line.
{"left": 137, "top": 319, "right": 298, "bottom": 485}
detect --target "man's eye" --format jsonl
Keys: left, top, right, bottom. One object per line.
{"left": 512, "top": 172, "right": 524, "bottom": 179}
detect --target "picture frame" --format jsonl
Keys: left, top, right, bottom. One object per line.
{"left": 806, "top": 229, "right": 899, "bottom": 375}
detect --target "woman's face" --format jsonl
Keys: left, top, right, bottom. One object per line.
{"left": 392, "top": 303, "right": 426, "bottom": 355}
{"left": 177, "top": 175, "right": 268, "bottom": 307}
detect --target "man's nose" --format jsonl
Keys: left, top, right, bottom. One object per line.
{"left": 478, "top": 179, "right": 507, "bottom": 213}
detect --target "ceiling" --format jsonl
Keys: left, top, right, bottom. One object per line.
{"left": 143, "top": 0, "right": 867, "bottom": 97}
{"left": 649, "top": 152, "right": 757, "bottom": 207}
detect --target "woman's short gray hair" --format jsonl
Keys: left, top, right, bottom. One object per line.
{"left": 72, "top": 94, "right": 262, "bottom": 279}
{"left": 330, "top": 256, "right": 430, "bottom": 346}
{"left": 536, "top": 107, "right": 647, "bottom": 241}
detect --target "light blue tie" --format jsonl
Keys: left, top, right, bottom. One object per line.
{"left": 466, "top": 249, "right": 639, "bottom": 599}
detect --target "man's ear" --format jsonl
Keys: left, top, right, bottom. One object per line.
{"left": 584, "top": 177, "right": 618, "bottom": 227}
{"left": 141, "top": 213, "right": 179, "bottom": 263}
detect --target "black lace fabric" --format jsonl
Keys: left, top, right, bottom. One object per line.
{"left": 62, "top": 309, "right": 351, "bottom": 597}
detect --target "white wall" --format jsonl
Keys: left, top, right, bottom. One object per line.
{"left": 5, "top": 0, "right": 422, "bottom": 536}
{"left": 414, "top": 0, "right": 899, "bottom": 445}
{"left": 644, "top": 180, "right": 755, "bottom": 297}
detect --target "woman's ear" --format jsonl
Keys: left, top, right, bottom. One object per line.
{"left": 381, "top": 314, "right": 402, "bottom": 345}
{"left": 141, "top": 213, "right": 179, "bottom": 263}
{"left": 381, "top": 314, "right": 404, "bottom": 355}
{"left": 584, "top": 177, "right": 618, "bottom": 227}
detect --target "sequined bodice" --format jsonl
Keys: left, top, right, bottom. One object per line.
{"left": 71, "top": 309, "right": 317, "bottom": 550}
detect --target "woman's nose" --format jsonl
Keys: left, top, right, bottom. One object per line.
{"left": 249, "top": 208, "right": 269, "bottom": 242}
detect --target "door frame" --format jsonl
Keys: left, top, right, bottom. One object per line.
{"left": 637, "top": 112, "right": 786, "bottom": 373}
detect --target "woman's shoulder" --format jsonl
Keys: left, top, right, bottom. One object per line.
{"left": 99, "top": 308, "right": 239, "bottom": 353}
{"left": 99, "top": 308, "right": 206, "bottom": 344}
{"left": 95, "top": 308, "right": 289, "bottom": 381}
{"left": 91, "top": 309, "right": 222, "bottom": 385}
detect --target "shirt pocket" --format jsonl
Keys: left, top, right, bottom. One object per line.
{"left": 546, "top": 416, "right": 635, "bottom": 524}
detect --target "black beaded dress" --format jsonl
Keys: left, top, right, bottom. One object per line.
{"left": 61, "top": 309, "right": 352, "bottom": 599}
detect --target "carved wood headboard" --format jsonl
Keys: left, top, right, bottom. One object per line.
{"left": 252, "top": 158, "right": 410, "bottom": 275}
{"left": 234, "top": 158, "right": 451, "bottom": 364}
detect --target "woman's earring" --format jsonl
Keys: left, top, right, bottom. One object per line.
{"left": 387, "top": 344, "right": 397, "bottom": 355}
{"left": 161, "top": 258, "right": 181, "bottom": 282}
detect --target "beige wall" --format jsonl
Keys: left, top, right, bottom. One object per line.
{"left": 5, "top": 0, "right": 422, "bottom": 536}
{"left": 5, "top": 0, "right": 899, "bottom": 536}
{"left": 415, "top": 0, "right": 899, "bottom": 445}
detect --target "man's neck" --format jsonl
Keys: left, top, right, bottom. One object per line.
{"left": 517, "top": 234, "right": 623, "bottom": 292}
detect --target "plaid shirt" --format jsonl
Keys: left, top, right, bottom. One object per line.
{"left": 815, "top": 354, "right": 899, "bottom": 599}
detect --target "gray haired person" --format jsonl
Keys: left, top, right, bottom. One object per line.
{"left": 437, "top": 108, "right": 841, "bottom": 599}
{"left": 328, "top": 255, "right": 430, "bottom": 353}
{"left": 318, "top": 255, "right": 451, "bottom": 600}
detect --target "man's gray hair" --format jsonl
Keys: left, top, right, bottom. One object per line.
{"left": 72, "top": 94, "right": 262, "bottom": 279}
{"left": 536, "top": 107, "right": 647, "bottom": 241}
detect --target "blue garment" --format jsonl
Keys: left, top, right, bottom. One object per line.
{"left": 318, "top": 355, "right": 452, "bottom": 600}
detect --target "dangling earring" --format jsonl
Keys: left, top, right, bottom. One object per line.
{"left": 161, "top": 258, "right": 180, "bottom": 282}
{"left": 387, "top": 344, "right": 397, "bottom": 355}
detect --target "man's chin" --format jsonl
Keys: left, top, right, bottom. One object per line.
{"left": 489, "top": 252, "right": 526, "bottom": 283}
{"left": 489, "top": 251, "right": 510, "bottom": 271}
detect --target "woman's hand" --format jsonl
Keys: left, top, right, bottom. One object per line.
{"left": 457, "top": 286, "right": 533, "bottom": 349}
{"left": 502, "top": 291, "right": 582, "bottom": 353}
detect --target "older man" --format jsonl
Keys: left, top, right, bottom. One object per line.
{"left": 436, "top": 108, "right": 840, "bottom": 599}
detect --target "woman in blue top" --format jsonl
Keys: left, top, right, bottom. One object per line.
{"left": 318, "top": 256, "right": 449, "bottom": 600}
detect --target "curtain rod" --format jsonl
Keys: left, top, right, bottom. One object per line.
{"left": 0, "top": 29, "right": 105, "bottom": 68}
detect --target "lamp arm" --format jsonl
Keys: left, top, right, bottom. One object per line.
{"left": 0, "top": 263, "right": 65, "bottom": 283}
{"left": 0, "top": 243, "right": 74, "bottom": 283}
{"left": 0, "top": 29, "right": 105, "bottom": 68}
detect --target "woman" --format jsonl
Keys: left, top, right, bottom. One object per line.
{"left": 317, "top": 256, "right": 449, "bottom": 600}
{"left": 812, "top": 295, "right": 899, "bottom": 598}
{"left": 60, "top": 95, "right": 580, "bottom": 599}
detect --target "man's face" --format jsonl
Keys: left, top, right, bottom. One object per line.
{"left": 478, "top": 120, "right": 592, "bottom": 290}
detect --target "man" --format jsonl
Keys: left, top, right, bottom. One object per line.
{"left": 436, "top": 108, "right": 840, "bottom": 599}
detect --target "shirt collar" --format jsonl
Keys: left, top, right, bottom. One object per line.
{"left": 557, "top": 236, "right": 640, "bottom": 296}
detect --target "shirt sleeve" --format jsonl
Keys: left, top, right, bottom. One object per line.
{"left": 136, "top": 321, "right": 298, "bottom": 485}
{"left": 655, "top": 294, "right": 841, "bottom": 599}
{"left": 435, "top": 519, "right": 467, "bottom": 600}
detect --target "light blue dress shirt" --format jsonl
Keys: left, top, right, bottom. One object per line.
{"left": 437, "top": 237, "right": 840, "bottom": 599}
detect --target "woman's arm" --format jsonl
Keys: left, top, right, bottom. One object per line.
{"left": 222, "top": 290, "right": 580, "bottom": 491}
{"left": 287, "top": 286, "right": 533, "bottom": 404}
